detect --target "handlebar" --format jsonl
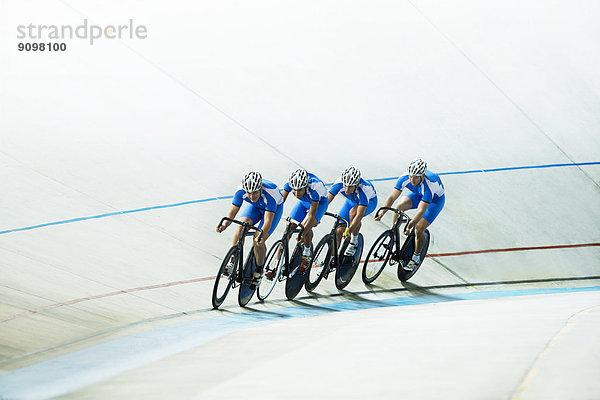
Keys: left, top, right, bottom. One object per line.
{"left": 324, "top": 212, "right": 350, "bottom": 228}
{"left": 375, "top": 207, "right": 410, "bottom": 226}
{"left": 218, "top": 217, "right": 264, "bottom": 241}
{"left": 285, "top": 217, "right": 305, "bottom": 238}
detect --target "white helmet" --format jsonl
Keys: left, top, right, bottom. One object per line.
{"left": 289, "top": 168, "right": 309, "bottom": 190}
{"left": 408, "top": 158, "right": 427, "bottom": 176}
{"left": 242, "top": 171, "right": 262, "bottom": 193}
{"left": 341, "top": 166, "right": 361, "bottom": 186}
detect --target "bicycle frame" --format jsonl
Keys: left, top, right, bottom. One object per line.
{"left": 322, "top": 211, "right": 350, "bottom": 275}
{"left": 375, "top": 207, "right": 410, "bottom": 260}
{"left": 279, "top": 217, "right": 305, "bottom": 280}
{"left": 217, "top": 217, "right": 263, "bottom": 287}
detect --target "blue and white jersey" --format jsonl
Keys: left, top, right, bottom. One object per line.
{"left": 232, "top": 179, "right": 284, "bottom": 213}
{"left": 394, "top": 170, "right": 445, "bottom": 203}
{"left": 283, "top": 173, "right": 328, "bottom": 204}
{"left": 329, "top": 177, "right": 377, "bottom": 206}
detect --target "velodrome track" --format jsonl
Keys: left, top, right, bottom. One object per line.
{"left": 1, "top": 0, "right": 599, "bottom": 398}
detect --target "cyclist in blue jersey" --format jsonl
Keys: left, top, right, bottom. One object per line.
{"left": 328, "top": 166, "right": 378, "bottom": 257}
{"left": 216, "top": 171, "right": 284, "bottom": 286}
{"left": 280, "top": 168, "right": 329, "bottom": 272}
{"left": 375, "top": 158, "right": 445, "bottom": 270}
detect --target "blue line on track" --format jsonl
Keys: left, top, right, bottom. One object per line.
{"left": 1, "top": 161, "right": 598, "bottom": 235}
{"left": 1, "top": 285, "right": 599, "bottom": 399}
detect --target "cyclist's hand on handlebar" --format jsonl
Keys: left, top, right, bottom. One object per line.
{"left": 216, "top": 221, "right": 230, "bottom": 233}
{"left": 374, "top": 211, "right": 384, "bottom": 221}
{"left": 403, "top": 222, "right": 413, "bottom": 235}
{"left": 254, "top": 231, "right": 265, "bottom": 245}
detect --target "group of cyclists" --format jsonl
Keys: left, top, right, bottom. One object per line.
{"left": 216, "top": 158, "right": 446, "bottom": 289}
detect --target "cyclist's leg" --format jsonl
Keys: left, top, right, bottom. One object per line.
{"left": 393, "top": 191, "right": 420, "bottom": 225}
{"left": 235, "top": 203, "right": 262, "bottom": 245}
{"left": 300, "top": 199, "right": 327, "bottom": 248}
{"left": 413, "top": 218, "right": 430, "bottom": 255}
{"left": 336, "top": 199, "right": 355, "bottom": 246}
{"left": 345, "top": 197, "right": 376, "bottom": 256}
{"left": 348, "top": 196, "right": 377, "bottom": 234}
{"left": 254, "top": 203, "right": 284, "bottom": 267}
{"left": 415, "top": 195, "right": 444, "bottom": 254}
{"left": 288, "top": 201, "right": 308, "bottom": 238}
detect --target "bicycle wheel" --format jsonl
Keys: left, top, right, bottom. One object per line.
{"left": 285, "top": 242, "right": 307, "bottom": 300}
{"left": 305, "top": 235, "right": 332, "bottom": 292}
{"left": 239, "top": 249, "right": 258, "bottom": 307}
{"left": 398, "top": 230, "right": 430, "bottom": 281}
{"left": 257, "top": 240, "right": 285, "bottom": 301}
{"left": 335, "top": 234, "right": 364, "bottom": 290}
{"left": 212, "top": 246, "right": 240, "bottom": 309}
{"left": 362, "top": 230, "right": 394, "bottom": 284}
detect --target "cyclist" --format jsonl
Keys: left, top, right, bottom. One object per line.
{"left": 328, "top": 166, "right": 378, "bottom": 257}
{"left": 281, "top": 168, "right": 329, "bottom": 273}
{"left": 374, "top": 158, "right": 445, "bottom": 270}
{"left": 216, "top": 171, "right": 284, "bottom": 287}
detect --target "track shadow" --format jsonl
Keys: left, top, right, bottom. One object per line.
{"left": 397, "top": 281, "right": 463, "bottom": 301}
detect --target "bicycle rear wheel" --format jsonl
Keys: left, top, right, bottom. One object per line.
{"left": 257, "top": 240, "right": 285, "bottom": 301}
{"left": 305, "top": 235, "right": 332, "bottom": 292}
{"left": 285, "top": 242, "right": 307, "bottom": 300}
{"left": 362, "top": 230, "right": 394, "bottom": 284}
{"left": 212, "top": 246, "right": 240, "bottom": 309}
{"left": 239, "top": 249, "right": 258, "bottom": 306}
{"left": 335, "top": 234, "right": 364, "bottom": 290}
{"left": 397, "top": 230, "right": 430, "bottom": 281}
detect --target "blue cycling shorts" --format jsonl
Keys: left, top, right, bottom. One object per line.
{"left": 239, "top": 202, "right": 284, "bottom": 235}
{"left": 404, "top": 191, "right": 445, "bottom": 224}
{"left": 338, "top": 196, "right": 377, "bottom": 225}
{"left": 289, "top": 199, "right": 328, "bottom": 225}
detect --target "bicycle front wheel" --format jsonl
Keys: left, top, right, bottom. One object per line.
{"left": 305, "top": 235, "right": 332, "bottom": 292}
{"left": 258, "top": 240, "right": 285, "bottom": 301}
{"left": 212, "top": 246, "right": 240, "bottom": 309}
{"left": 362, "top": 230, "right": 394, "bottom": 284}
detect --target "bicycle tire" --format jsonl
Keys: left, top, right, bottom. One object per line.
{"left": 305, "top": 235, "right": 332, "bottom": 292}
{"left": 285, "top": 242, "right": 307, "bottom": 300}
{"left": 335, "top": 234, "right": 364, "bottom": 290}
{"left": 397, "top": 230, "right": 430, "bottom": 281}
{"left": 212, "top": 246, "right": 240, "bottom": 309}
{"left": 257, "top": 240, "right": 285, "bottom": 301}
{"left": 238, "top": 249, "right": 258, "bottom": 307}
{"left": 362, "top": 230, "right": 394, "bottom": 284}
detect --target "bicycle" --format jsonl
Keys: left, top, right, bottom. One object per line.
{"left": 257, "top": 217, "right": 309, "bottom": 301}
{"left": 361, "top": 207, "right": 430, "bottom": 284}
{"left": 305, "top": 212, "right": 364, "bottom": 292}
{"left": 212, "top": 217, "right": 264, "bottom": 309}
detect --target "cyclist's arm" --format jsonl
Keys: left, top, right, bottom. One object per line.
{"left": 259, "top": 211, "right": 275, "bottom": 243}
{"left": 216, "top": 204, "right": 240, "bottom": 232}
{"left": 282, "top": 189, "right": 290, "bottom": 203}
{"left": 375, "top": 188, "right": 402, "bottom": 219}
{"left": 327, "top": 192, "right": 335, "bottom": 203}
{"left": 404, "top": 201, "right": 429, "bottom": 233}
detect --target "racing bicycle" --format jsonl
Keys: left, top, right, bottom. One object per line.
{"left": 257, "top": 218, "right": 310, "bottom": 301}
{"left": 212, "top": 217, "right": 263, "bottom": 309}
{"left": 361, "top": 207, "right": 430, "bottom": 284}
{"left": 305, "top": 212, "right": 364, "bottom": 292}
